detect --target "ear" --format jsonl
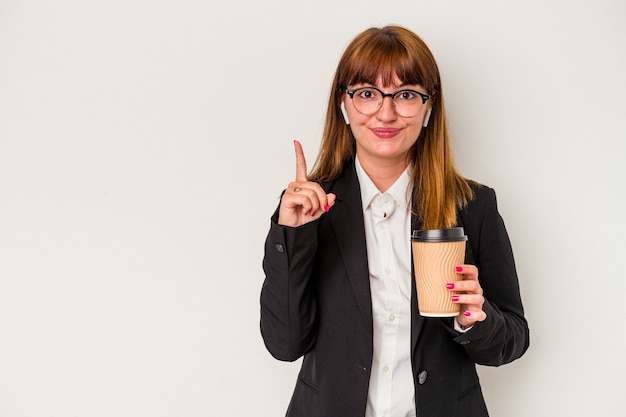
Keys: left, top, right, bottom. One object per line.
{"left": 340, "top": 101, "right": 350, "bottom": 125}
{"left": 422, "top": 107, "right": 432, "bottom": 127}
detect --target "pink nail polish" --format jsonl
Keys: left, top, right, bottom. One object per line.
{"left": 446, "top": 283, "right": 455, "bottom": 289}
{"left": 310, "top": 211, "right": 316, "bottom": 217}
{"left": 455, "top": 266, "right": 463, "bottom": 272}
{"left": 463, "top": 311, "right": 471, "bottom": 317}
{"left": 323, "top": 204, "right": 329, "bottom": 212}
{"left": 451, "top": 295, "right": 460, "bottom": 302}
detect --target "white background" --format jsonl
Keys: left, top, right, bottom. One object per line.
{"left": 1, "top": 1, "right": 624, "bottom": 416}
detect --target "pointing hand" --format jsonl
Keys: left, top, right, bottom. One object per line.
{"left": 278, "top": 140, "right": 336, "bottom": 227}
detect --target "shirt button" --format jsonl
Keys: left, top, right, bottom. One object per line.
{"left": 383, "top": 365, "right": 389, "bottom": 372}
{"left": 389, "top": 314, "right": 396, "bottom": 321}
{"left": 274, "top": 244, "right": 284, "bottom": 253}
{"left": 377, "top": 223, "right": 385, "bottom": 230}
{"left": 384, "top": 268, "right": 392, "bottom": 275}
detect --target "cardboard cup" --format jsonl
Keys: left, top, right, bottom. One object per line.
{"left": 412, "top": 227, "right": 467, "bottom": 317}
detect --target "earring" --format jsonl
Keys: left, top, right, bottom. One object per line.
{"left": 340, "top": 101, "right": 350, "bottom": 125}
{"left": 422, "top": 107, "right": 432, "bottom": 127}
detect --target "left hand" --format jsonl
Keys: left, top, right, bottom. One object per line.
{"left": 448, "top": 264, "right": 487, "bottom": 328}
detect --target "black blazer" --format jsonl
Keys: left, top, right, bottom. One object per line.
{"left": 260, "top": 159, "right": 529, "bottom": 417}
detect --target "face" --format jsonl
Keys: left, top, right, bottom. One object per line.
{"left": 343, "top": 77, "right": 431, "bottom": 169}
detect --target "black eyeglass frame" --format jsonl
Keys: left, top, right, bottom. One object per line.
{"left": 345, "top": 86, "right": 431, "bottom": 116}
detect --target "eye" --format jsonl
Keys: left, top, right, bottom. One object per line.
{"left": 395, "top": 90, "right": 418, "bottom": 101}
{"left": 357, "top": 88, "right": 380, "bottom": 101}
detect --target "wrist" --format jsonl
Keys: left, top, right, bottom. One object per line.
{"left": 454, "top": 318, "right": 474, "bottom": 333}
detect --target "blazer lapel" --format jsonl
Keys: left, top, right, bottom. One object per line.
{"left": 411, "top": 212, "right": 426, "bottom": 355}
{"left": 409, "top": 215, "right": 472, "bottom": 355}
{"left": 326, "top": 162, "right": 373, "bottom": 338}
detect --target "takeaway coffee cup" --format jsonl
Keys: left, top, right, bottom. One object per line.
{"left": 411, "top": 227, "right": 468, "bottom": 317}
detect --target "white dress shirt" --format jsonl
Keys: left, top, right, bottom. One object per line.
{"left": 356, "top": 156, "right": 416, "bottom": 417}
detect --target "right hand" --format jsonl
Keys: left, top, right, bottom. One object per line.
{"left": 278, "top": 140, "right": 336, "bottom": 227}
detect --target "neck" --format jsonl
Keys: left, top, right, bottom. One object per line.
{"left": 357, "top": 153, "right": 408, "bottom": 193}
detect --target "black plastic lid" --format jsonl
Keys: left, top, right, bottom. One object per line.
{"left": 411, "top": 227, "right": 467, "bottom": 242}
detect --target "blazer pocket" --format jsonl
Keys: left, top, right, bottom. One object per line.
{"left": 456, "top": 384, "right": 489, "bottom": 416}
{"left": 286, "top": 377, "right": 321, "bottom": 417}
{"left": 457, "top": 383, "right": 480, "bottom": 402}
{"left": 297, "top": 376, "right": 320, "bottom": 394}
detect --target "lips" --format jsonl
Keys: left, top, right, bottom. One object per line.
{"left": 371, "top": 128, "right": 401, "bottom": 138}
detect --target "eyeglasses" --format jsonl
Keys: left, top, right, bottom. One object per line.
{"left": 345, "top": 86, "right": 431, "bottom": 117}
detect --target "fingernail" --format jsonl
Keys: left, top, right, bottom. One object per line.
{"left": 455, "top": 266, "right": 463, "bottom": 272}
{"left": 446, "top": 283, "right": 455, "bottom": 289}
{"left": 451, "top": 295, "right": 460, "bottom": 302}
{"left": 323, "top": 204, "right": 329, "bottom": 212}
{"left": 463, "top": 311, "right": 471, "bottom": 317}
{"left": 310, "top": 211, "right": 316, "bottom": 217}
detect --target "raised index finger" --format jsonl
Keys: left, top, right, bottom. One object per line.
{"left": 293, "top": 140, "right": 308, "bottom": 181}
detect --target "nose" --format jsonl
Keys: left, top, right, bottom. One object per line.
{"left": 376, "top": 96, "right": 397, "bottom": 121}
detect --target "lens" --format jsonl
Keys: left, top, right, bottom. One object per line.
{"left": 352, "top": 87, "right": 382, "bottom": 115}
{"left": 392, "top": 90, "right": 423, "bottom": 117}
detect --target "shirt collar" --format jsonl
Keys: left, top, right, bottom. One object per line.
{"left": 355, "top": 155, "right": 412, "bottom": 211}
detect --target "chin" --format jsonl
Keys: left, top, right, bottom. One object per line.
{"left": 372, "top": 143, "right": 407, "bottom": 157}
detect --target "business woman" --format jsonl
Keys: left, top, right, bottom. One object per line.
{"left": 260, "top": 25, "right": 529, "bottom": 417}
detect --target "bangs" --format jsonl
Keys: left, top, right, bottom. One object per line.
{"left": 343, "top": 36, "right": 426, "bottom": 89}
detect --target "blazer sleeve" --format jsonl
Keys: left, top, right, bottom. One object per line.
{"left": 452, "top": 185, "right": 530, "bottom": 366}
{"left": 259, "top": 209, "right": 319, "bottom": 362}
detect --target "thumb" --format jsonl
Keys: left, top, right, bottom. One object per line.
{"left": 327, "top": 193, "right": 337, "bottom": 209}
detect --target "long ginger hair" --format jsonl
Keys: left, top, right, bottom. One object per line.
{"left": 308, "top": 25, "right": 474, "bottom": 229}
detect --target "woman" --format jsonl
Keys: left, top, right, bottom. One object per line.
{"left": 260, "top": 25, "right": 529, "bottom": 417}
